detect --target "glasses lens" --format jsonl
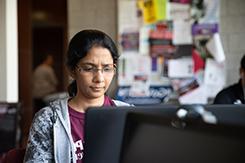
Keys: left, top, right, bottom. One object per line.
{"left": 77, "top": 65, "right": 115, "bottom": 75}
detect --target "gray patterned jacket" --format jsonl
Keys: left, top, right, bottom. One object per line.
{"left": 23, "top": 97, "right": 130, "bottom": 163}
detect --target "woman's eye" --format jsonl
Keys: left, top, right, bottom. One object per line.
{"left": 103, "top": 67, "right": 113, "bottom": 72}
{"left": 103, "top": 67, "right": 110, "bottom": 71}
{"left": 83, "top": 67, "right": 94, "bottom": 72}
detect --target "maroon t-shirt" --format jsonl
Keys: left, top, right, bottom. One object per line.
{"left": 68, "top": 96, "right": 115, "bottom": 163}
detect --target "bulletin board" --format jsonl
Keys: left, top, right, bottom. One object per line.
{"left": 116, "top": 0, "right": 225, "bottom": 105}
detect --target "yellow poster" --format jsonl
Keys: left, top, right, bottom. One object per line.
{"left": 139, "top": 0, "right": 167, "bottom": 24}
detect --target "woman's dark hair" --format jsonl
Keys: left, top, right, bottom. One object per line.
{"left": 66, "top": 29, "right": 119, "bottom": 97}
{"left": 241, "top": 54, "right": 245, "bottom": 70}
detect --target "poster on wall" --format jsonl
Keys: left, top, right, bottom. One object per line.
{"left": 117, "top": 0, "right": 224, "bottom": 105}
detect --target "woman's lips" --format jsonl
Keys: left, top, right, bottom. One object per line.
{"left": 90, "top": 86, "right": 104, "bottom": 91}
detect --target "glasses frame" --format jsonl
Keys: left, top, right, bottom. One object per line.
{"left": 76, "top": 64, "right": 117, "bottom": 76}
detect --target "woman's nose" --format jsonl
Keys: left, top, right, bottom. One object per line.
{"left": 92, "top": 70, "right": 105, "bottom": 82}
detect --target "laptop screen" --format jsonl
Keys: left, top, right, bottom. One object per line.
{"left": 120, "top": 112, "right": 245, "bottom": 163}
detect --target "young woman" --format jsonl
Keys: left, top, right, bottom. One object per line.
{"left": 24, "top": 29, "right": 131, "bottom": 163}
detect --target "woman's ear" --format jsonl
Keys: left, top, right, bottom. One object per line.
{"left": 240, "top": 68, "right": 244, "bottom": 76}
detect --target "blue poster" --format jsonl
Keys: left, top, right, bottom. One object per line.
{"left": 116, "top": 85, "right": 173, "bottom": 105}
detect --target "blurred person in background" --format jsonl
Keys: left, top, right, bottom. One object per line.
{"left": 32, "top": 53, "right": 58, "bottom": 115}
{"left": 213, "top": 54, "right": 245, "bottom": 104}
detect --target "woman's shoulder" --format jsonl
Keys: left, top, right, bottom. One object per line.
{"left": 31, "top": 106, "right": 55, "bottom": 129}
{"left": 32, "top": 98, "right": 67, "bottom": 125}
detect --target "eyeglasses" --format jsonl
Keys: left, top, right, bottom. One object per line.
{"left": 76, "top": 64, "right": 116, "bottom": 75}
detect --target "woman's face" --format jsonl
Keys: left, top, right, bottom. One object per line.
{"left": 74, "top": 46, "right": 115, "bottom": 100}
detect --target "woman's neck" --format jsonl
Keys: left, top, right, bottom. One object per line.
{"left": 68, "top": 95, "right": 104, "bottom": 113}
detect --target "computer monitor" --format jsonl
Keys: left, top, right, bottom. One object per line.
{"left": 83, "top": 104, "right": 245, "bottom": 163}
{"left": 120, "top": 111, "right": 245, "bottom": 163}
{"left": 204, "top": 104, "right": 245, "bottom": 125}
{"left": 83, "top": 105, "right": 179, "bottom": 163}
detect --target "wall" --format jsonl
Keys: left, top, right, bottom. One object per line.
{"left": 0, "top": 0, "right": 7, "bottom": 100}
{"left": 0, "top": 0, "right": 242, "bottom": 103}
{"left": 220, "top": 0, "right": 245, "bottom": 85}
{"left": 68, "top": 0, "right": 245, "bottom": 90}
{"left": 68, "top": 0, "right": 117, "bottom": 40}
{"left": 0, "top": 0, "right": 18, "bottom": 102}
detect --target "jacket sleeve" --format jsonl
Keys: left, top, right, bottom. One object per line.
{"left": 24, "top": 107, "right": 54, "bottom": 163}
